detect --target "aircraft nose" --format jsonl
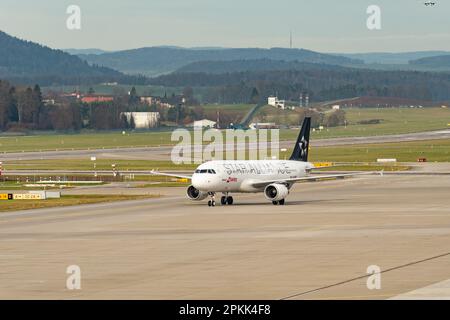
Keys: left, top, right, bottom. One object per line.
{"left": 192, "top": 173, "right": 218, "bottom": 191}
{"left": 192, "top": 174, "right": 207, "bottom": 190}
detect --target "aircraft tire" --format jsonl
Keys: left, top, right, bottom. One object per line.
{"left": 221, "top": 196, "right": 227, "bottom": 205}
{"left": 226, "top": 196, "right": 233, "bottom": 205}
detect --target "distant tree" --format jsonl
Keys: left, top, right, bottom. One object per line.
{"left": 324, "top": 110, "right": 346, "bottom": 127}
{"left": 16, "top": 87, "right": 33, "bottom": 125}
{"left": 249, "top": 87, "right": 259, "bottom": 104}
{"left": 128, "top": 86, "right": 139, "bottom": 105}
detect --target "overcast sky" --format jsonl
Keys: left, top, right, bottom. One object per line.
{"left": 0, "top": 0, "right": 449, "bottom": 53}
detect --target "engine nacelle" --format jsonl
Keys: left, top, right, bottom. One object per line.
{"left": 186, "top": 185, "right": 208, "bottom": 201}
{"left": 264, "top": 183, "right": 289, "bottom": 201}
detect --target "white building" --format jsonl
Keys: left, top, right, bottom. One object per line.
{"left": 268, "top": 96, "right": 277, "bottom": 106}
{"left": 249, "top": 122, "right": 278, "bottom": 130}
{"left": 268, "top": 96, "right": 286, "bottom": 109}
{"left": 190, "top": 119, "right": 216, "bottom": 129}
{"left": 140, "top": 97, "right": 155, "bottom": 105}
{"left": 332, "top": 105, "right": 340, "bottom": 110}
{"left": 121, "top": 112, "right": 160, "bottom": 129}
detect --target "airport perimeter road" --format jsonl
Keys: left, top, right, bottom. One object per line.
{"left": 1, "top": 175, "right": 450, "bottom": 299}
{"left": 1, "top": 129, "right": 450, "bottom": 161}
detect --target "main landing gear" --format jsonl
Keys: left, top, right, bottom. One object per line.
{"left": 272, "top": 199, "right": 286, "bottom": 205}
{"left": 220, "top": 194, "right": 234, "bottom": 205}
{"left": 207, "top": 193, "right": 233, "bottom": 206}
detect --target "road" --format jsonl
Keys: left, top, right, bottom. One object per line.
{"left": 1, "top": 173, "right": 450, "bottom": 299}
{"left": 1, "top": 129, "right": 450, "bottom": 161}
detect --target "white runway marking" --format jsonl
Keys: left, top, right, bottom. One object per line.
{"left": 390, "top": 279, "right": 450, "bottom": 300}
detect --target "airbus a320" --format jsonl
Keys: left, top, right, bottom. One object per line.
{"left": 152, "top": 117, "right": 375, "bottom": 206}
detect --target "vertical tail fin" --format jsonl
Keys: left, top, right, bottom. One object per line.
{"left": 289, "top": 117, "right": 311, "bottom": 162}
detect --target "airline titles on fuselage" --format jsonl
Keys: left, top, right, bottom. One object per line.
{"left": 222, "top": 162, "right": 294, "bottom": 175}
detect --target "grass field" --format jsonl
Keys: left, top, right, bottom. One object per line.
{"left": 0, "top": 107, "right": 449, "bottom": 153}
{"left": 3, "top": 139, "right": 449, "bottom": 174}
{"left": 315, "top": 164, "right": 410, "bottom": 172}
{"left": 3, "top": 159, "right": 197, "bottom": 171}
{"left": 0, "top": 104, "right": 254, "bottom": 153}
{"left": 309, "top": 139, "right": 450, "bottom": 163}
{"left": 0, "top": 131, "right": 175, "bottom": 152}
{"left": 279, "top": 107, "right": 450, "bottom": 140}
{"left": 0, "top": 194, "right": 157, "bottom": 212}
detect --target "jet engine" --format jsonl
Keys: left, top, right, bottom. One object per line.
{"left": 186, "top": 185, "right": 208, "bottom": 201}
{"left": 264, "top": 184, "right": 289, "bottom": 202}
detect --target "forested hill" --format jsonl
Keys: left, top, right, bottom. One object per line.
{"left": 149, "top": 67, "right": 450, "bottom": 103}
{"left": 176, "top": 59, "right": 348, "bottom": 74}
{"left": 409, "top": 54, "right": 450, "bottom": 69}
{"left": 0, "top": 31, "right": 123, "bottom": 85}
{"left": 78, "top": 47, "right": 364, "bottom": 76}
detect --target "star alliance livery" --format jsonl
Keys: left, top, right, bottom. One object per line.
{"left": 152, "top": 117, "right": 374, "bottom": 206}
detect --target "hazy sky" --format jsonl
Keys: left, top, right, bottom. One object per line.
{"left": 0, "top": 0, "right": 449, "bottom": 53}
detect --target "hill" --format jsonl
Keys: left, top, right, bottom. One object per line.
{"left": 63, "top": 48, "right": 111, "bottom": 55}
{"left": 334, "top": 51, "right": 450, "bottom": 65}
{"left": 409, "top": 54, "right": 450, "bottom": 69}
{"left": 0, "top": 31, "right": 123, "bottom": 85}
{"left": 78, "top": 47, "right": 364, "bottom": 76}
{"left": 149, "top": 67, "right": 450, "bottom": 103}
{"left": 176, "top": 59, "right": 347, "bottom": 74}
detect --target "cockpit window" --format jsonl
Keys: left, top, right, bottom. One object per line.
{"left": 195, "top": 169, "right": 216, "bottom": 174}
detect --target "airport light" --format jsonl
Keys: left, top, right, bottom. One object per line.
{"left": 112, "top": 164, "right": 118, "bottom": 177}
{"left": 280, "top": 148, "right": 287, "bottom": 160}
{"left": 91, "top": 156, "right": 97, "bottom": 177}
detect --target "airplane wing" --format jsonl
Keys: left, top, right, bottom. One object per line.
{"left": 149, "top": 170, "right": 192, "bottom": 180}
{"left": 250, "top": 171, "right": 379, "bottom": 189}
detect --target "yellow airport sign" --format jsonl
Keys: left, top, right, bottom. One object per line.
{"left": 312, "top": 162, "right": 334, "bottom": 168}
{"left": 13, "top": 194, "right": 42, "bottom": 200}
{"left": 0, "top": 194, "right": 10, "bottom": 200}
{"left": 0, "top": 193, "right": 42, "bottom": 200}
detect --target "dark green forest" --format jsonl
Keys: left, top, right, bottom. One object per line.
{"left": 0, "top": 31, "right": 123, "bottom": 85}
{"left": 147, "top": 64, "right": 450, "bottom": 103}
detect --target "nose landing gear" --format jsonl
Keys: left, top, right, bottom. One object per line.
{"left": 272, "top": 199, "right": 286, "bottom": 205}
{"left": 207, "top": 192, "right": 216, "bottom": 207}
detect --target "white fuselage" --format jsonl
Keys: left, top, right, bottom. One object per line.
{"left": 191, "top": 160, "right": 314, "bottom": 193}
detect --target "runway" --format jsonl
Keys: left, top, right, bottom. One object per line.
{"left": 2, "top": 129, "right": 450, "bottom": 161}
{"left": 1, "top": 174, "right": 450, "bottom": 299}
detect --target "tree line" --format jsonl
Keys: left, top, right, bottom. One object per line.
{"left": 0, "top": 80, "right": 209, "bottom": 131}
{"left": 146, "top": 67, "right": 450, "bottom": 104}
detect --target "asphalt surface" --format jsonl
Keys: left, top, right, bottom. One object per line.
{"left": 1, "top": 172, "right": 450, "bottom": 299}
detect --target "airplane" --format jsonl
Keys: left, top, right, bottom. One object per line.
{"left": 151, "top": 117, "right": 376, "bottom": 207}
